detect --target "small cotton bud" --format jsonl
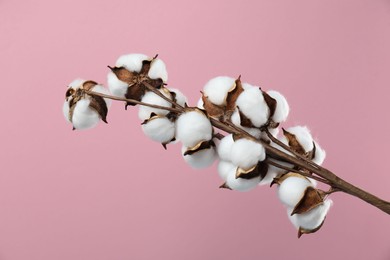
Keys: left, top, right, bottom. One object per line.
{"left": 266, "top": 90, "right": 289, "bottom": 123}
{"left": 231, "top": 109, "right": 261, "bottom": 139}
{"left": 231, "top": 138, "right": 265, "bottom": 170}
{"left": 277, "top": 174, "right": 314, "bottom": 208}
{"left": 217, "top": 160, "right": 235, "bottom": 181}
{"left": 148, "top": 58, "right": 168, "bottom": 83}
{"left": 138, "top": 88, "right": 172, "bottom": 120}
{"left": 226, "top": 166, "right": 260, "bottom": 192}
{"left": 169, "top": 88, "right": 188, "bottom": 107}
{"left": 281, "top": 126, "right": 314, "bottom": 153}
{"left": 203, "top": 76, "right": 236, "bottom": 106}
{"left": 63, "top": 79, "right": 110, "bottom": 130}
{"left": 181, "top": 144, "right": 217, "bottom": 169}
{"left": 313, "top": 141, "right": 326, "bottom": 165}
{"left": 217, "top": 134, "right": 234, "bottom": 161}
{"left": 288, "top": 199, "right": 333, "bottom": 237}
{"left": 176, "top": 109, "right": 213, "bottom": 148}
{"left": 142, "top": 116, "right": 175, "bottom": 144}
{"left": 236, "top": 87, "right": 270, "bottom": 127}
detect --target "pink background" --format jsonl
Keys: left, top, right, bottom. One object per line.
{"left": 1, "top": 0, "right": 390, "bottom": 259}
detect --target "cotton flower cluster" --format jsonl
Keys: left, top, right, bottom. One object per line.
{"left": 63, "top": 79, "right": 111, "bottom": 130}
{"left": 62, "top": 53, "right": 334, "bottom": 238}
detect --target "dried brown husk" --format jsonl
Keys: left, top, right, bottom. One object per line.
{"left": 271, "top": 172, "right": 309, "bottom": 187}
{"left": 225, "top": 76, "right": 244, "bottom": 113}
{"left": 291, "top": 186, "right": 325, "bottom": 216}
{"left": 183, "top": 140, "right": 215, "bottom": 156}
{"left": 235, "top": 160, "right": 269, "bottom": 180}
{"left": 282, "top": 128, "right": 317, "bottom": 159}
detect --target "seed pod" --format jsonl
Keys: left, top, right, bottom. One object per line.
{"left": 288, "top": 199, "right": 333, "bottom": 238}
{"left": 63, "top": 79, "right": 110, "bottom": 130}
{"left": 230, "top": 137, "right": 265, "bottom": 170}
{"left": 275, "top": 173, "right": 314, "bottom": 208}
{"left": 141, "top": 114, "right": 175, "bottom": 145}
{"left": 181, "top": 141, "right": 217, "bottom": 169}
{"left": 176, "top": 109, "right": 213, "bottom": 148}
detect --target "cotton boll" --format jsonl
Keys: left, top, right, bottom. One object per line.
{"left": 138, "top": 89, "right": 172, "bottom": 120}
{"left": 115, "top": 53, "right": 149, "bottom": 72}
{"left": 267, "top": 90, "right": 289, "bottom": 123}
{"left": 142, "top": 116, "right": 175, "bottom": 144}
{"left": 169, "top": 88, "right": 188, "bottom": 107}
{"left": 260, "top": 127, "right": 279, "bottom": 142}
{"left": 217, "top": 134, "right": 234, "bottom": 161}
{"left": 148, "top": 58, "right": 168, "bottom": 82}
{"left": 230, "top": 109, "right": 261, "bottom": 138}
{"left": 218, "top": 160, "right": 235, "bottom": 181}
{"left": 231, "top": 138, "right": 265, "bottom": 170}
{"left": 70, "top": 99, "right": 100, "bottom": 130}
{"left": 176, "top": 110, "right": 213, "bottom": 148}
{"left": 277, "top": 176, "right": 313, "bottom": 208}
{"left": 313, "top": 141, "right": 326, "bottom": 165}
{"left": 236, "top": 87, "right": 270, "bottom": 127}
{"left": 242, "top": 82, "right": 255, "bottom": 90}
{"left": 288, "top": 199, "right": 333, "bottom": 231}
{"left": 107, "top": 71, "right": 128, "bottom": 98}
{"left": 281, "top": 126, "right": 314, "bottom": 153}
{"left": 226, "top": 166, "right": 260, "bottom": 192}
{"left": 181, "top": 145, "right": 217, "bottom": 169}
{"left": 258, "top": 165, "right": 282, "bottom": 186}
{"left": 203, "top": 76, "right": 236, "bottom": 106}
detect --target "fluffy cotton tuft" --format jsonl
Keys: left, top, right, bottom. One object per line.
{"left": 288, "top": 199, "right": 333, "bottom": 231}
{"left": 138, "top": 89, "right": 172, "bottom": 120}
{"left": 231, "top": 138, "right": 265, "bottom": 170}
{"left": 267, "top": 90, "right": 289, "bottom": 123}
{"left": 313, "top": 141, "right": 326, "bottom": 165}
{"left": 176, "top": 110, "right": 213, "bottom": 148}
{"left": 236, "top": 87, "right": 270, "bottom": 127}
{"left": 142, "top": 116, "right": 175, "bottom": 144}
{"left": 107, "top": 71, "right": 128, "bottom": 98}
{"left": 169, "top": 88, "right": 187, "bottom": 107}
{"left": 181, "top": 145, "right": 217, "bottom": 169}
{"left": 231, "top": 109, "right": 261, "bottom": 138}
{"left": 226, "top": 166, "right": 260, "bottom": 192}
{"left": 277, "top": 176, "right": 313, "bottom": 208}
{"left": 148, "top": 58, "right": 168, "bottom": 82}
{"left": 218, "top": 160, "right": 235, "bottom": 181}
{"left": 203, "top": 76, "right": 236, "bottom": 106}
{"left": 63, "top": 80, "right": 111, "bottom": 130}
{"left": 115, "top": 53, "right": 149, "bottom": 73}
{"left": 217, "top": 134, "right": 235, "bottom": 161}
{"left": 281, "top": 126, "right": 314, "bottom": 153}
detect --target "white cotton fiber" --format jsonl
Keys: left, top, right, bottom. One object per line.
{"left": 242, "top": 82, "right": 255, "bottom": 90}
{"left": 226, "top": 166, "right": 260, "bottom": 192}
{"left": 260, "top": 126, "right": 279, "bottom": 142}
{"left": 267, "top": 90, "right": 289, "bottom": 123}
{"left": 218, "top": 160, "right": 235, "bottom": 181}
{"left": 181, "top": 145, "right": 217, "bottom": 169}
{"left": 277, "top": 176, "right": 313, "bottom": 208}
{"left": 231, "top": 138, "right": 265, "bottom": 170}
{"left": 281, "top": 126, "right": 314, "bottom": 153}
{"left": 288, "top": 199, "right": 333, "bottom": 231}
{"left": 230, "top": 109, "right": 261, "bottom": 138}
{"left": 313, "top": 141, "right": 326, "bottom": 165}
{"left": 107, "top": 71, "right": 128, "bottom": 98}
{"left": 176, "top": 110, "right": 213, "bottom": 148}
{"left": 115, "top": 53, "right": 149, "bottom": 73}
{"left": 196, "top": 97, "right": 205, "bottom": 110}
{"left": 203, "top": 76, "right": 236, "bottom": 106}
{"left": 258, "top": 165, "right": 280, "bottom": 186}
{"left": 148, "top": 58, "right": 168, "bottom": 83}
{"left": 236, "top": 87, "right": 270, "bottom": 127}
{"left": 217, "top": 134, "right": 234, "bottom": 161}
{"left": 68, "top": 78, "right": 85, "bottom": 88}
{"left": 169, "top": 88, "right": 187, "bottom": 107}
{"left": 138, "top": 89, "right": 172, "bottom": 120}
{"left": 142, "top": 116, "right": 175, "bottom": 144}
{"left": 69, "top": 99, "right": 100, "bottom": 130}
